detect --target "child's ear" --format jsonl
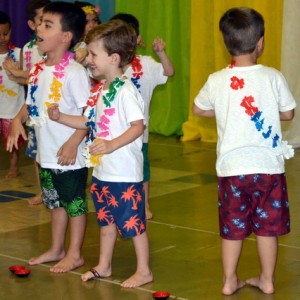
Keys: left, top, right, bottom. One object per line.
{"left": 27, "top": 20, "right": 36, "bottom": 31}
{"left": 111, "top": 53, "right": 121, "bottom": 66}
{"left": 62, "top": 31, "right": 73, "bottom": 45}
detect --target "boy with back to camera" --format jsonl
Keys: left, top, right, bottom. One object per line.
{"left": 48, "top": 19, "right": 153, "bottom": 288}
{"left": 193, "top": 7, "right": 296, "bottom": 295}
{"left": 7, "top": 1, "right": 90, "bottom": 273}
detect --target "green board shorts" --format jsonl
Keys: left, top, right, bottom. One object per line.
{"left": 39, "top": 166, "right": 88, "bottom": 217}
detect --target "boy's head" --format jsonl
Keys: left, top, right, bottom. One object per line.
{"left": 110, "top": 13, "right": 143, "bottom": 45}
{"left": 219, "top": 7, "right": 264, "bottom": 56}
{"left": 41, "top": 1, "right": 86, "bottom": 50}
{"left": 27, "top": 0, "right": 51, "bottom": 31}
{"left": 0, "top": 11, "right": 11, "bottom": 47}
{"left": 86, "top": 19, "right": 136, "bottom": 69}
{"left": 74, "top": 1, "right": 101, "bottom": 37}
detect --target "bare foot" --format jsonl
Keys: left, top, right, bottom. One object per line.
{"left": 81, "top": 266, "right": 112, "bottom": 282}
{"left": 29, "top": 249, "right": 65, "bottom": 266}
{"left": 145, "top": 203, "right": 153, "bottom": 220}
{"left": 28, "top": 194, "right": 43, "bottom": 205}
{"left": 246, "top": 277, "right": 274, "bottom": 294}
{"left": 222, "top": 279, "right": 246, "bottom": 295}
{"left": 121, "top": 271, "right": 153, "bottom": 288}
{"left": 50, "top": 255, "right": 84, "bottom": 273}
{"left": 5, "top": 170, "right": 19, "bottom": 179}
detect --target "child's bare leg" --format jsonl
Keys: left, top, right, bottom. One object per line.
{"left": 81, "top": 224, "right": 117, "bottom": 281}
{"left": 28, "top": 161, "right": 43, "bottom": 205}
{"left": 51, "top": 213, "right": 87, "bottom": 273}
{"left": 29, "top": 207, "right": 67, "bottom": 265}
{"left": 222, "top": 238, "right": 245, "bottom": 295}
{"left": 5, "top": 149, "right": 19, "bottom": 178}
{"left": 144, "top": 181, "right": 152, "bottom": 220}
{"left": 121, "top": 232, "right": 153, "bottom": 288}
{"left": 246, "top": 236, "right": 277, "bottom": 294}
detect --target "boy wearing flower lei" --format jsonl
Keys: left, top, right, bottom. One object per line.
{"left": 48, "top": 20, "right": 153, "bottom": 288}
{"left": 7, "top": 2, "right": 90, "bottom": 273}
{"left": 110, "top": 13, "right": 175, "bottom": 220}
{"left": 4, "top": 0, "right": 50, "bottom": 205}
{"left": 0, "top": 11, "right": 25, "bottom": 179}
{"left": 193, "top": 7, "right": 296, "bottom": 295}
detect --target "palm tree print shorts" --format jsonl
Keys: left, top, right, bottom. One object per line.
{"left": 39, "top": 166, "right": 88, "bottom": 217}
{"left": 91, "top": 177, "right": 146, "bottom": 238}
{"left": 218, "top": 173, "right": 290, "bottom": 240}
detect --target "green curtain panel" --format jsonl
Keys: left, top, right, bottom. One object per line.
{"left": 115, "top": 0, "right": 190, "bottom": 136}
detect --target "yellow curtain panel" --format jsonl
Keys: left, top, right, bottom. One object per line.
{"left": 182, "top": 0, "right": 283, "bottom": 142}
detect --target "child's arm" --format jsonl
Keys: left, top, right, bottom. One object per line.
{"left": 89, "top": 119, "right": 144, "bottom": 155}
{"left": 48, "top": 103, "right": 88, "bottom": 129}
{"left": 6, "top": 104, "right": 29, "bottom": 152}
{"left": 193, "top": 103, "right": 215, "bottom": 118}
{"left": 280, "top": 109, "right": 294, "bottom": 121}
{"left": 56, "top": 129, "right": 88, "bottom": 166}
{"left": 152, "top": 37, "right": 175, "bottom": 77}
{"left": 2, "top": 57, "right": 29, "bottom": 84}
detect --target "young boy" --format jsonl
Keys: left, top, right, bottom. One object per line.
{"left": 193, "top": 7, "right": 296, "bottom": 296}
{"left": 48, "top": 19, "right": 153, "bottom": 288}
{"left": 6, "top": 1, "right": 90, "bottom": 273}
{"left": 3, "top": 0, "right": 50, "bottom": 205}
{"left": 0, "top": 11, "right": 25, "bottom": 179}
{"left": 111, "top": 13, "right": 175, "bottom": 220}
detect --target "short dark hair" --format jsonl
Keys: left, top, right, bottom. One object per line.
{"left": 43, "top": 1, "right": 86, "bottom": 49}
{"left": 27, "top": 0, "right": 51, "bottom": 21}
{"left": 0, "top": 11, "right": 11, "bottom": 28}
{"left": 219, "top": 7, "right": 264, "bottom": 56}
{"left": 86, "top": 19, "right": 136, "bottom": 68}
{"left": 110, "top": 13, "right": 139, "bottom": 36}
{"left": 74, "top": 1, "right": 101, "bottom": 24}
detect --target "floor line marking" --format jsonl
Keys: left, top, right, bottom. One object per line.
{"left": 152, "top": 245, "right": 176, "bottom": 253}
{"left": 149, "top": 220, "right": 300, "bottom": 250}
{"left": 0, "top": 252, "right": 188, "bottom": 299}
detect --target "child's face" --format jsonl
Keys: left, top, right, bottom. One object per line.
{"left": 36, "top": 13, "right": 68, "bottom": 54}
{"left": 33, "top": 8, "right": 44, "bottom": 29}
{"left": 86, "top": 39, "right": 112, "bottom": 77}
{"left": 0, "top": 23, "right": 11, "bottom": 50}
{"left": 84, "top": 13, "right": 98, "bottom": 37}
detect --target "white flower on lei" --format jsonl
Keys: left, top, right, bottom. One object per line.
{"left": 277, "top": 140, "right": 294, "bottom": 159}
{"left": 82, "top": 144, "right": 102, "bottom": 168}
{"left": 28, "top": 110, "right": 48, "bottom": 127}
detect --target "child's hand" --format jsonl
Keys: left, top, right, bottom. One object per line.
{"left": 6, "top": 119, "right": 27, "bottom": 152}
{"left": 48, "top": 103, "right": 60, "bottom": 121}
{"left": 2, "top": 57, "right": 20, "bottom": 77}
{"left": 89, "top": 138, "right": 114, "bottom": 155}
{"left": 75, "top": 48, "right": 88, "bottom": 65}
{"left": 152, "top": 37, "right": 166, "bottom": 54}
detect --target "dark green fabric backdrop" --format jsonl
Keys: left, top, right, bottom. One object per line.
{"left": 115, "top": 0, "right": 190, "bottom": 136}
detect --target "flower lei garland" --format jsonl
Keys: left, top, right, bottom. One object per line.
{"left": 130, "top": 55, "right": 143, "bottom": 91}
{"left": 24, "top": 34, "right": 37, "bottom": 71}
{"left": 229, "top": 64, "right": 294, "bottom": 159}
{"left": 0, "top": 42, "right": 17, "bottom": 96}
{"left": 27, "top": 51, "right": 74, "bottom": 127}
{"left": 83, "top": 77, "right": 125, "bottom": 167}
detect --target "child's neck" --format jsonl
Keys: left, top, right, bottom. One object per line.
{"left": 232, "top": 54, "right": 258, "bottom": 67}
{"left": 104, "top": 70, "right": 123, "bottom": 89}
{"left": 45, "top": 49, "right": 70, "bottom": 66}
{"left": 0, "top": 44, "right": 9, "bottom": 55}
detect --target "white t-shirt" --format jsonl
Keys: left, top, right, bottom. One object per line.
{"left": 26, "top": 59, "right": 90, "bottom": 170}
{"left": 0, "top": 47, "right": 25, "bottom": 119}
{"left": 124, "top": 55, "right": 167, "bottom": 142}
{"left": 194, "top": 64, "right": 297, "bottom": 177}
{"left": 84, "top": 79, "right": 144, "bottom": 182}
